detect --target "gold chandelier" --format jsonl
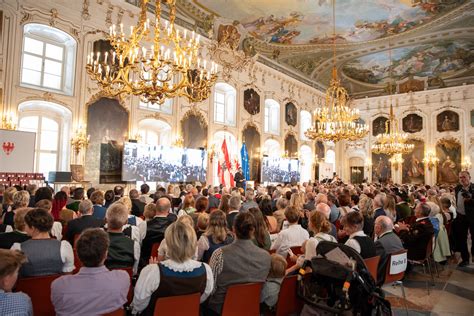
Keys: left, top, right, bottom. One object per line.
{"left": 86, "top": 0, "right": 218, "bottom": 104}
{"left": 371, "top": 45, "right": 414, "bottom": 156}
{"left": 304, "top": 0, "right": 368, "bottom": 143}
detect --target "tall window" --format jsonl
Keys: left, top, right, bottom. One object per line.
{"left": 300, "top": 145, "right": 313, "bottom": 183}
{"left": 300, "top": 110, "right": 312, "bottom": 140}
{"left": 264, "top": 99, "right": 280, "bottom": 135}
{"left": 138, "top": 119, "right": 172, "bottom": 146}
{"left": 263, "top": 139, "right": 280, "bottom": 157}
{"left": 214, "top": 83, "right": 236, "bottom": 126}
{"left": 21, "top": 24, "right": 76, "bottom": 95}
{"left": 139, "top": 98, "right": 173, "bottom": 114}
{"left": 17, "top": 101, "right": 72, "bottom": 176}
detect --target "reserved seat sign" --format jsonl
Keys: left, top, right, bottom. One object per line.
{"left": 389, "top": 252, "right": 407, "bottom": 275}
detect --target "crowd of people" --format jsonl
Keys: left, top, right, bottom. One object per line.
{"left": 0, "top": 170, "right": 473, "bottom": 315}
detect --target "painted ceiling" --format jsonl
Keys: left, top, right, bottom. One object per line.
{"left": 177, "top": 0, "right": 474, "bottom": 97}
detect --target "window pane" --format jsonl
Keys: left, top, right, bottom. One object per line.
{"left": 43, "top": 74, "right": 62, "bottom": 89}
{"left": 23, "top": 54, "right": 43, "bottom": 71}
{"left": 44, "top": 59, "right": 62, "bottom": 76}
{"left": 215, "top": 111, "right": 225, "bottom": 123}
{"left": 21, "top": 69, "right": 42, "bottom": 86}
{"left": 45, "top": 43, "right": 64, "bottom": 61}
{"left": 226, "top": 98, "right": 236, "bottom": 125}
{"left": 38, "top": 152, "right": 57, "bottom": 176}
{"left": 40, "top": 130, "right": 58, "bottom": 151}
{"left": 24, "top": 37, "right": 44, "bottom": 55}
{"left": 19, "top": 116, "right": 39, "bottom": 131}
{"left": 41, "top": 117, "right": 59, "bottom": 132}
{"left": 215, "top": 93, "right": 225, "bottom": 103}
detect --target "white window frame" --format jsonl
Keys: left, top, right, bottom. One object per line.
{"left": 300, "top": 110, "right": 312, "bottom": 141}
{"left": 265, "top": 99, "right": 280, "bottom": 135}
{"left": 139, "top": 98, "right": 173, "bottom": 115}
{"left": 213, "top": 83, "right": 236, "bottom": 126}
{"left": 20, "top": 24, "right": 76, "bottom": 96}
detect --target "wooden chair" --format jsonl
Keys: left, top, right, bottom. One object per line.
{"left": 153, "top": 292, "right": 200, "bottom": 316}
{"left": 151, "top": 242, "right": 161, "bottom": 258}
{"left": 222, "top": 282, "right": 263, "bottom": 316}
{"left": 383, "top": 249, "right": 408, "bottom": 316}
{"left": 363, "top": 255, "right": 380, "bottom": 284}
{"left": 102, "top": 308, "right": 124, "bottom": 316}
{"left": 273, "top": 275, "right": 303, "bottom": 316}
{"left": 15, "top": 274, "right": 62, "bottom": 316}
{"left": 408, "top": 235, "right": 436, "bottom": 289}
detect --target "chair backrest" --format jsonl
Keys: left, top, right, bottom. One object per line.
{"left": 275, "top": 275, "right": 303, "bottom": 316}
{"left": 153, "top": 292, "right": 200, "bottom": 316}
{"left": 384, "top": 249, "right": 408, "bottom": 284}
{"left": 15, "top": 274, "right": 62, "bottom": 316}
{"left": 222, "top": 282, "right": 263, "bottom": 316}
{"left": 363, "top": 255, "right": 380, "bottom": 283}
{"left": 151, "top": 242, "right": 161, "bottom": 258}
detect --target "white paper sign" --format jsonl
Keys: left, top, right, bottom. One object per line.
{"left": 0, "top": 129, "right": 36, "bottom": 172}
{"left": 389, "top": 252, "right": 407, "bottom": 275}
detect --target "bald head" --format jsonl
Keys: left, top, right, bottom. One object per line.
{"left": 315, "top": 203, "right": 331, "bottom": 220}
{"left": 315, "top": 193, "right": 328, "bottom": 205}
{"left": 375, "top": 215, "right": 393, "bottom": 234}
{"left": 156, "top": 197, "right": 171, "bottom": 214}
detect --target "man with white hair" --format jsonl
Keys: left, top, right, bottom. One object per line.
{"left": 374, "top": 215, "right": 404, "bottom": 284}
{"left": 207, "top": 186, "right": 220, "bottom": 211}
{"left": 373, "top": 194, "right": 386, "bottom": 220}
{"left": 227, "top": 196, "right": 241, "bottom": 230}
{"left": 65, "top": 200, "right": 104, "bottom": 244}
{"left": 240, "top": 189, "right": 258, "bottom": 212}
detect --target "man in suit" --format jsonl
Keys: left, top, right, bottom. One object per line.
{"left": 226, "top": 196, "right": 241, "bottom": 230}
{"left": 373, "top": 194, "right": 386, "bottom": 220}
{"left": 234, "top": 167, "right": 245, "bottom": 189}
{"left": 374, "top": 215, "right": 404, "bottom": 284}
{"left": 207, "top": 186, "right": 220, "bottom": 211}
{"left": 395, "top": 202, "right": 434, "bottom": 261}
{"left": 65, "top": 200, "right": 104, "bottom": 245}
{"left": 454, "top": 171, "right": 474, "bottom": 267}
{"left": 130, "top": 189, "right": 146, "bottom": 217}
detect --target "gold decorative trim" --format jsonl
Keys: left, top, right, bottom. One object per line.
{"left": 242, "top": 121, "right": 260, "bottom": 135}
{"left": 180, "top": 106, "right": 208, "bottom": 134}
{"left": 20, "top": 92, "right": 72, "bottom": 111}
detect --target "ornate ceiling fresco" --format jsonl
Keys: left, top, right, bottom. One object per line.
{"left": 176, "top": 0, "right": 474, "bottom": 97}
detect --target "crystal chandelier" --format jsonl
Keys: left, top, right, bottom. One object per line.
{"left": 86, "top": 0, "right": 218, "bottom": 104}
{"left": 304, "top": 0, "right": 368, "bottom": 143}
{"left": 371, "top": 45, "right": 414, "bottom": 156}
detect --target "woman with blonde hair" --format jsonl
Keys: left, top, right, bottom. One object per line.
{"left": 384, "top": 194, "right": 397, "bottom": 222}
{"left": 1, "top": 187, "right": 17, "bottom": 227}
{"left": 3, "top": 191, "right": 30, "bottom": 228}
{"left": 359, "top": 196, "right": 375, "bottom": 238}
{"left": 305, "top": 211, "right": 337, "bottom": 259}
{"left": 132, "top": 220, "right": 213, "bottom": 315}
{"left": 197, "top": 210, "right": 233, "bottom": 262}
{"left": 196, "top": 212, "right": 209, "bottom": 239}
{"left": 157, "top": 214, "right": 196, "bottom": 262}
{"left": 248, "top": 207, "right": 271, "bottom": 250}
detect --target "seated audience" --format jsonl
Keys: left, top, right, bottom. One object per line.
{"left": 104, "top": 203, "right": 140, "bottom": 274}
{"left": 132, "top": 221, "right": 214, "bottom": 315}
{"left": 343, "top": 211, "right": 377, "bottom": 259}
{"left": 178, "top": 194, "right": 196, "bottom": 217}
{"left": 12, "top": 208, "right": 74, "bottom": 276}
{"left": 395, "top": 192, "right": 412, "bottom": 221}
{"left": 196, "top": 212, "right": 210, "bottom": 239}
{"left": 114, "top": 186, "right": 125, "bottom": 202}
{"left": 139, "top": 198, "right": 177, "bottom": 267}
{"left": 130, "top": 189, "right": 146, "bottom": 217}
{"left": 271, "top": 206, "right": 309, "bottom": 257}
{"left": 51, "top": 229, "right": 130, "bottom": 315}
{"left": 226, "top": 196, "right": 241, "bottom": 230}
{"left": 35, "top": 199, "right": 62, "bottom": 240}
{"left": 315, "top": 203, "right": 337, "bottom": 238}
{"left": 1, "top": 187, "right": 16, "bottom": 216}
{"left": 91, "top": 190, "right": 107, "bottom": 220}
{"left": 207, "top": 187, "right": 220, "bottom": 211}
{"left": 117, "top": 197, "right": 143, "bottom": 227}
{"left": 218, "top": 194, "right": 231, "bottom": 215}
{"left": 249, "top": 207, "right": 272, "bottom": 250}
{"left": 261, "top": 253, "right": 287, "bottom": 310}
{"left": 240, "top": 189, "right": 258, "bottom": 212}
{"left": 374, "top": 216, "right": 404, "bottom": 284}
{"left": 359, "top": 196, "right": 375, "bottom": 238}
{"left": 104, "top": 190, "right": 115, "bottom": 208}
{"left": 0, "top": 249, "right": 32, "bottom": 315}
{"left": 207, "top": 212, "right": 271, "bottom": 315}
{"left": 305, "top": 211, "right": 337, "bottom": 260}
{"left": 197, "top": 210, "right": 234, "bottom": 262}
{"left": 143, "top": 203, "right": 157, "bottom": 221}
{"left": 0, "top": 208, "right": 31, "bottom": 249}
{"left": 395, "top": 202, "right": 435, "bottom": 261}
{"left": 273, "top": 198, "right": 288, "bottom": 232}
{"left": 3, "top": 191, "right": 30, "bottom": 228}
{"left": 66, "top": 187, "right": 84, "bottom": 212}
{"left": 373, "top": 194, "right": 386, "bottom": 220}
{"left": 259, "top": 197, "right": 278, "bottom": 234}
{"left": 65, "top": 200, "right": 104, "bottom": 245}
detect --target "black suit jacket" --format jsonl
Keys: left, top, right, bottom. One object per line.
{"left": 131, "top": 198, "right": 146, "bottom": 217}
{"left": 455, "top": 183, "right": 474, "bottom": 222}
{"left": 399, "top": 218, "right": 434, "bottom": 261}
{"left": 234, "top": 172, "right": 245, "bottom": 188}
{"left": 65, "top": 215, "right": 104, "bottom": 244}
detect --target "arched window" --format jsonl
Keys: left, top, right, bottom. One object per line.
{"left": 139, "top": 98, "right": 173, "bottom": 114}
{"left": 214, "top": 83, "right": 236, "bottom": 126}
{"left": 21, "top": 24, "right": 76, "bottom": 95}
{"left": 17, "top": 101, "right": 72, "bottom": 176}
{"left": 264, "top": 99, "right": 280, "bottom": 135}
{"left": 138, "top": 118, "right": 172, "bottom": 146}
{"left": 300, "top": 145, "right": 312, "bottom": 182}
{"left": 263, "top": 139, "right": 281, "bottom": 157}
{"left": 212, "top": 131, "right": 238, "bottom": 186}
{"left": 300, "top": 110, "right": 312, "bottom": 140}
{"left": 325, "top": 149, "right": 336, "bottom": 164}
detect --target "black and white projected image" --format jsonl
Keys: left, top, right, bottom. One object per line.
{"left": 122, "top": 143, "right": 207, "bottom": 182}
{"left": 262, "top": 157, "right": 300, "bottom": 183}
